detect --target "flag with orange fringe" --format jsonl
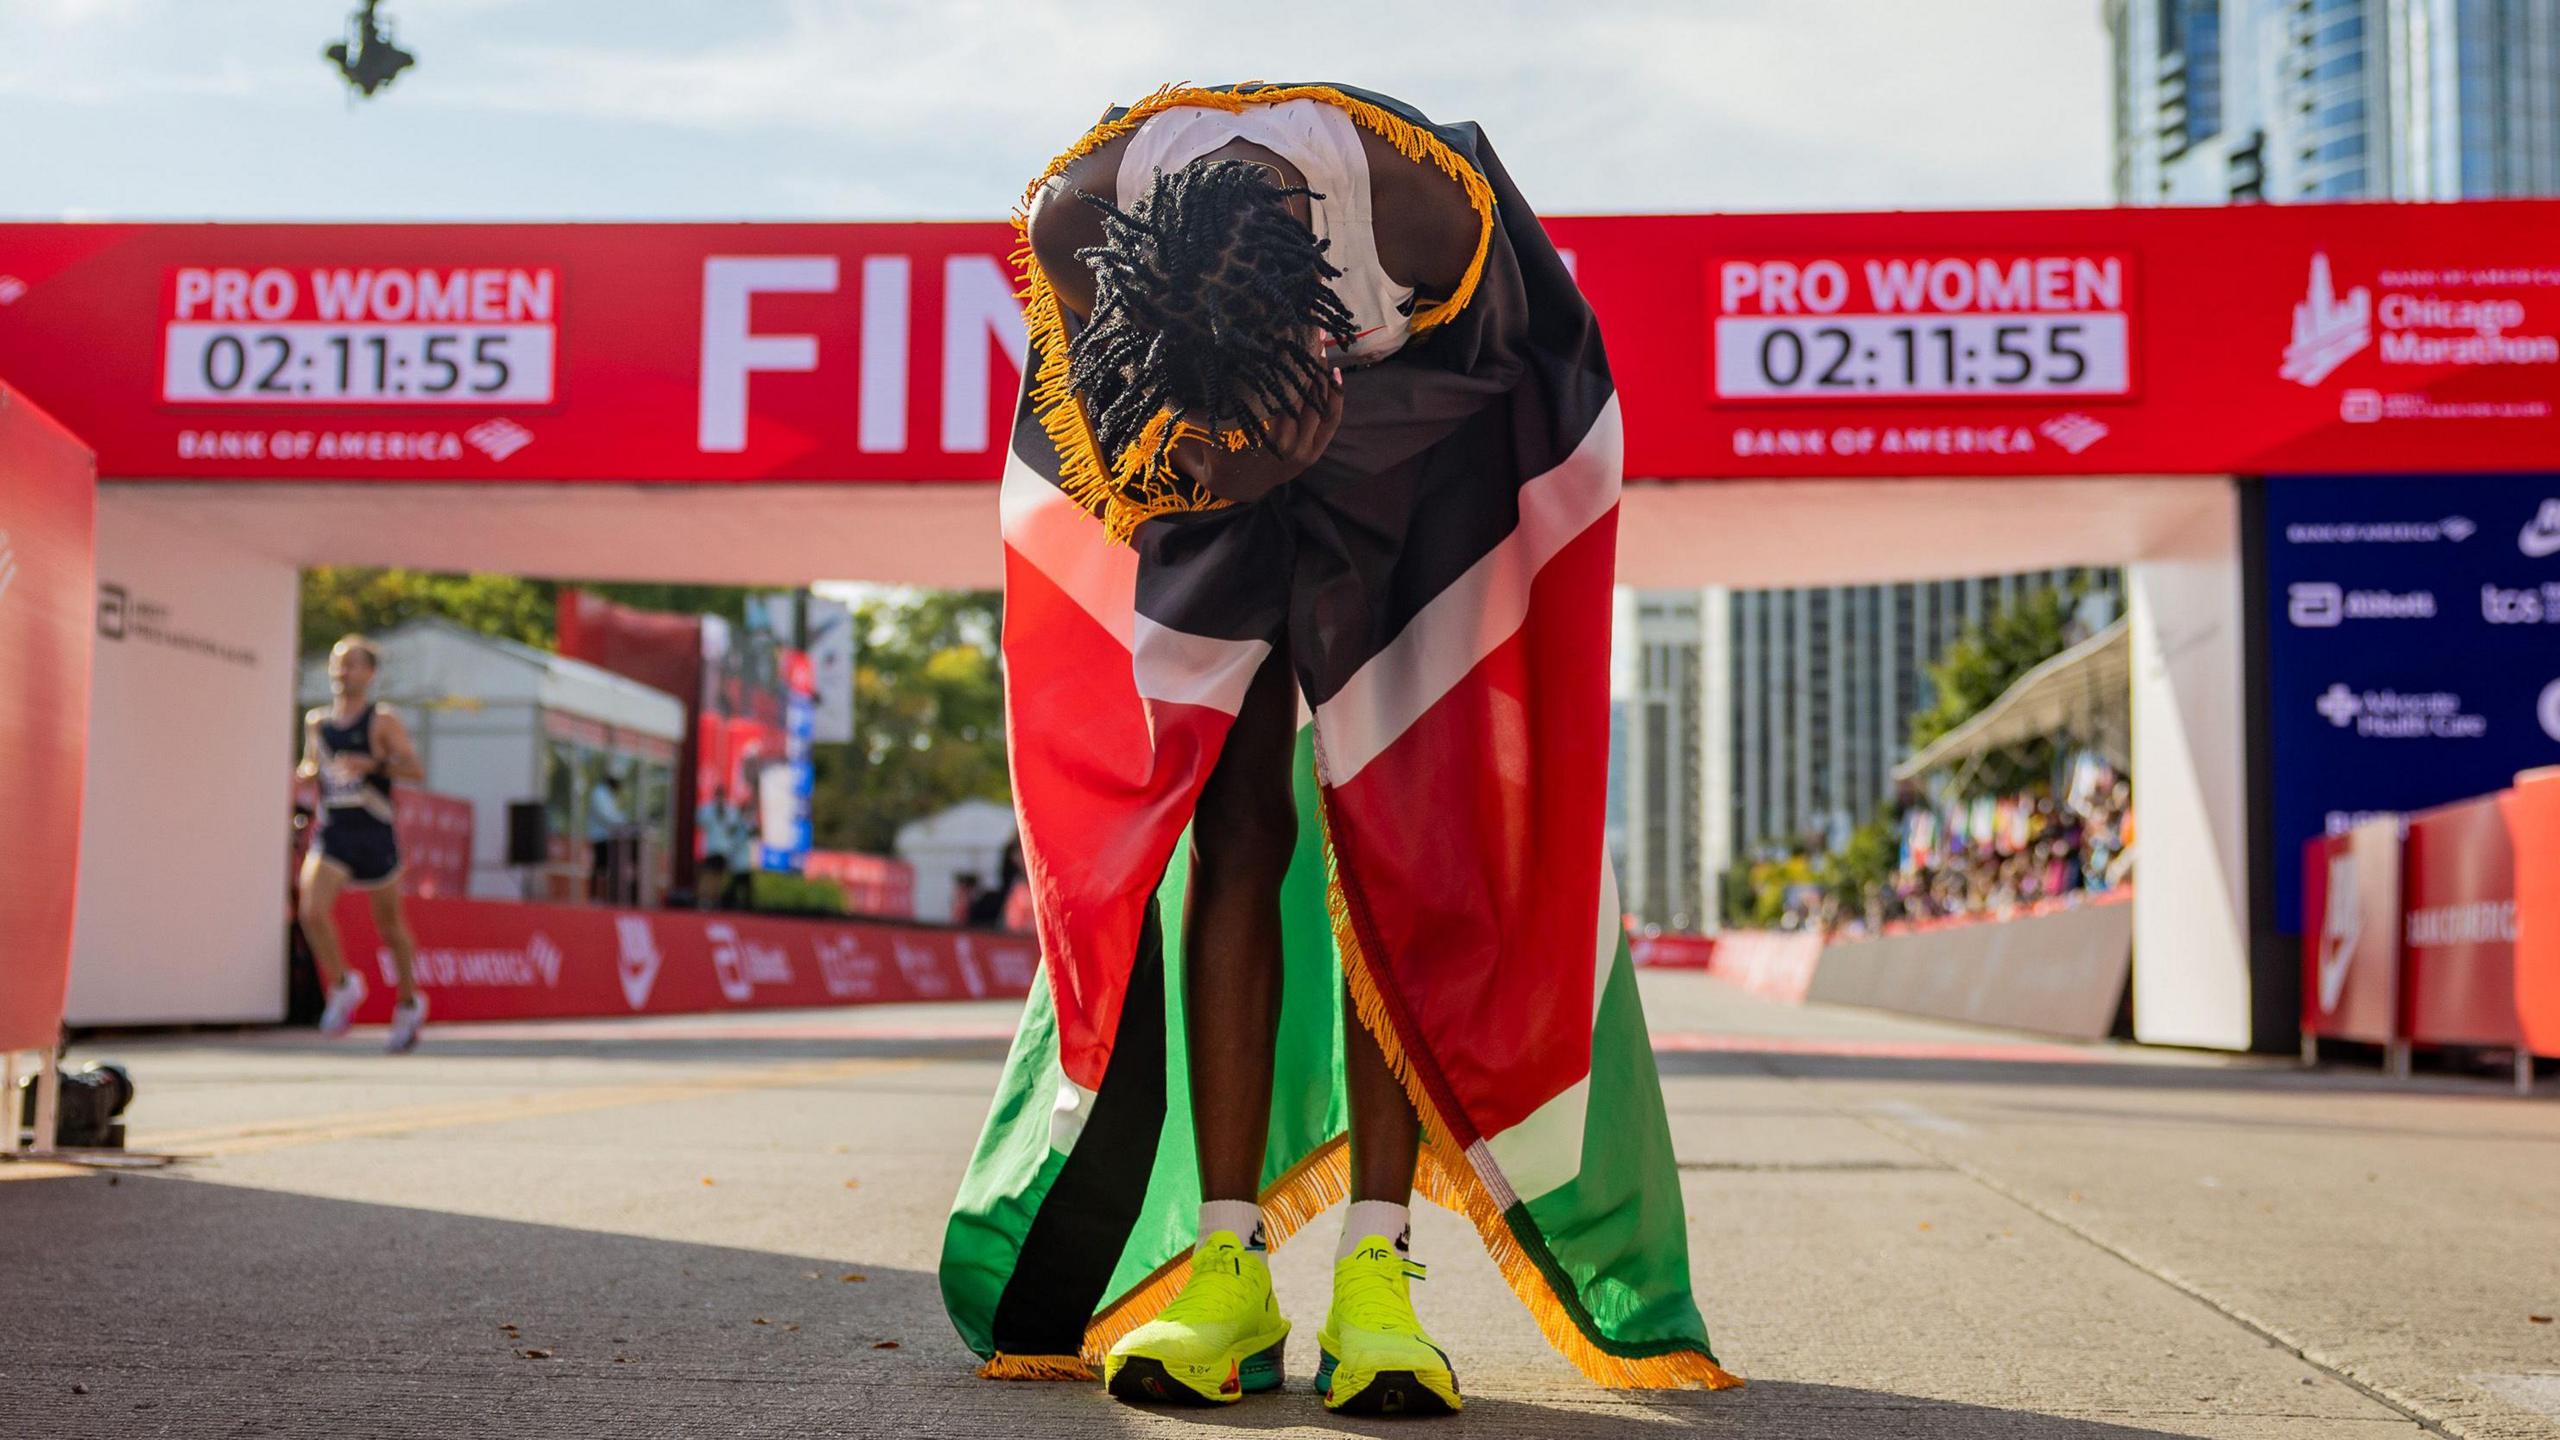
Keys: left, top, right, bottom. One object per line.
{"left": 940, "top": 82, "right": 1737, "bottom": 1393}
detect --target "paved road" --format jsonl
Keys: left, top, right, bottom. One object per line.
{"left": 4, "top": 975, "right": 2556, "bottom": 1438}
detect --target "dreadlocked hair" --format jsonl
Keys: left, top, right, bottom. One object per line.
{"left": 1067, "top": 159, "right": 1358, "bottom": 485}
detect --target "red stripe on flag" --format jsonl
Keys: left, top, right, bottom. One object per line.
{"left": 1322, "top": 506, "right": 1619, "bottom": 1142}
{"left": 1004, "top": 544, "right": 1236, "bottom": 1091}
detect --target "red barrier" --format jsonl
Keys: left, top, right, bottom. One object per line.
{"left": 331, "top": 895, "right": 1036, "bottom": 1024}
{"left": 804, "top": 849, "right": 916, "bottom": 919}
{"left": 2510, "top": 770, "right": 2560, "bottom": 1058}
{"left": 2302, "top": 820, "right": 2403, "bottom": 1046}
{"left": 1707, "top": 931, "right": 1824, "bottom": 1004}
{"left": 0, "top": 389, "right": 96, "bottom": 1052}
{"left": 2399, "top": 795, "right": 2523, "bottom": 1048}
{"left": 1629, "top": 931, "right": 1717, "bottom": 970}
{"left": 394, "top": 788, "right": 474, "bottom": 899}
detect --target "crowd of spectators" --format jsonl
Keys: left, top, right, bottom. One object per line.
{"left": 1849, "top": 768, "right": 2134, "bottom": 935}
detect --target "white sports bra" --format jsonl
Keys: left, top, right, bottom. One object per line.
{"left": 1116, "top": 99, "right": 1419, "bottom": 366}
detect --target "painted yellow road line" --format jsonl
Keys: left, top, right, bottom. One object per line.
{"left": 143, "top": 1056, "right": 923, "bottom": 1159}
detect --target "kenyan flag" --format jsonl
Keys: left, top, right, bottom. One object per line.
{"left": 939, "top": 83, "right": 1736, "bottom": 1392}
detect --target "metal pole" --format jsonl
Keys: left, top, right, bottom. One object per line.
{"left": 2519, "top": 1050, "right": 2535, "bottom": 1099}
{"left": 28, "top": 1052, "right": 60, "bottom": 1158}
{"left": 2, "top": 1052, "right": 19, "bottom": 1155}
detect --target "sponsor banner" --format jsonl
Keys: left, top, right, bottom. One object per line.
{"left": 0, "top": 390, "right": 95, "bottom": 1051}
{"left": 1705, "top": 930, "right": 1824, "bottom": 1004}
{"left": 1628, "top": 930, "right": 1716, "bottom": 969}
{"left": 1809, "top": 899, "right": 2132, "bottom": 1041}
{"left": 3, "top": 203, "right": 2559, "bottom": 483}
{"left": 804, "top": 849, "right": 915, "bottom": 918}
{"left": 2264, "top": 473, "right": 2560, "bottom": 926}
{"left": 2508, "top": 771, "right": 2560, "bottom": 1058}
{"left": 394, "top": 787, "right": 474, "bottom": 899}
{"left": 2400, "top": 793, "right": 2523, "bottom": 1048}
{"left": 330, "top": 895, "right": 1038, "bottom": 1024}
{"left": 2300, "top": 820, "right": 2403, "bottom": 1044}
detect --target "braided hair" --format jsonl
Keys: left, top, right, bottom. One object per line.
{"left": 1067, "top": 159, "right": 1358, "bottom": 467}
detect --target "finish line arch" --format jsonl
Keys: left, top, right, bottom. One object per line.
{"left": 6, "top": 201, "right": 2557, "bottom": 1050}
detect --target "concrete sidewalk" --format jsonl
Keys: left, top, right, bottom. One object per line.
{"left": 3, "top": 976, "right": 2554, "bottom": 1438}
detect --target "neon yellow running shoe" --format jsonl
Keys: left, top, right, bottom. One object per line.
{"left": 1316, "top": 1235, "right": 1463, "bottom": 1416}
{"left": 1103, "top": 1231, "right": 1290, "bottom": 1406}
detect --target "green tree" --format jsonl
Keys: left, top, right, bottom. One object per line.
{"left": 809, "top": 589, "right": 1010, "bottom": 854}
{"left": 299, "top": 568, "right": 758, "bottom": 656}
{"left": 299, "top": 567, "right": 554, "bottom": 652}
{"left": 1905, "top": 585, "right": 2077, "bottom": 793}
{"left": 1821, "top": 810, "right": 1901, "bottom": 907}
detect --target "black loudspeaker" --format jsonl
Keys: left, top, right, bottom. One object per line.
{"left": 506, "top": 801, "right": 548, "bottom": 866}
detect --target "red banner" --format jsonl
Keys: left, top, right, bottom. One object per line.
{"left": 394, "top": 788, "right": 475, "bottom": 900}
{"left": 804, "top": 850, "right": 916, "bottom": 919}
{"left": 2301, "top": 819, "right": 2403, "bottom": 1044}
{"left": 2399, "top": 795, "right": 2522, "bottom": 1047}
{"left": 2509, "top": 770, "right": 2560, "bottom": 1058}
{"left": 1706, "top": 930, "right": 1824, "bottom": 1004}
{"left": 0, "top": 388, "right": 95, "bottom": 1052}
{"left": 4, "top": 203, "right": 2558, "bottom": 485}
{"left": 1628, "top": 930, "right": 1717, "bottom": 970}
{"left": 330, "top": 895, "right": 1036, "bottom": 1025}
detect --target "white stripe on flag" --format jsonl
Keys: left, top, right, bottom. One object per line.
{"left": 1001, "top": 450, "right": 1135, "bottom": 651}
{"left": 1313, "top": 397, "right": 1622, "bottom": 784}
{"left": 1002, "top": 450, "right": 1270, "bottom": 717}
{"left": 1483, "top": 853, "right": 1622, "bottom": 1204}
{"left": 1132, "top": 617, "right": 1271, "bottom": 715}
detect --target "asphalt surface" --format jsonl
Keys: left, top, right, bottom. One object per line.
{"left": 4, "top": 974, "right": 2556, "bottom": 1438}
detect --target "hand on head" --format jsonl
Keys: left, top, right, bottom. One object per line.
{"left": 1170, "top": 367, "right": 1346, "bottom": 505}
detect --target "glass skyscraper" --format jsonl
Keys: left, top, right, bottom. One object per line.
{"left": 1611, "top": 571, "right": 2123, "bottom": 931}
{"left": 2109, "top": 0, "right": 2560, "bottom": 202}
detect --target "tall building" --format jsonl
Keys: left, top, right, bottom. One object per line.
{"left": 2110, "top": 0, "right": 2560, "bottom": 202}
{"left": 1609, "top": 590, "right": 1706, "bottom": 930}
{"left": 1611, "top": 572, "right": 2123, "bottom": 931}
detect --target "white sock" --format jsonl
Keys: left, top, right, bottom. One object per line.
{"left": 1199, "top": 1200, "right": 1267, "bottom": 1251}
{"left": 1337, "top": 1200, "right": 1411, "bottom": 1261}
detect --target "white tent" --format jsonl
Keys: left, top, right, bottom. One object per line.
{"left": 298, "top": 617, "right": 687, "bottom": 899}
{"left": 896, "top": 798, "right": 1019, "bottom": 925}
{"left": 1893, "top": 618, "right": 2133, "bottom": 784}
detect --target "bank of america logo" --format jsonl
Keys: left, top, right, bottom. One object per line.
{"left": 0, "top": 530, "right": 17, "bottom": 604}
{"left": 2280, "top": 253, "right": 2372, "bottom": 388}
{"left": 0, "top": 275, "right": 25, "bottom": 306}
{"left": 2038, "top": 413, "right": 2109, "bottom": 455}
{"left": 2316, "top": 683, "right": 2364, "bottom": 727}
{"left": 464, "top": 418, "right": 534, "bottom": 461}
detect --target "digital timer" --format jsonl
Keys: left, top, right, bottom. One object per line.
{"left": 1714, "top": 314, "right": 2129, "bottom": 400}
{"left": 1710, "top": 253, "right": 2136, "bottom": 403}
{"left": 161, "top": 324, "right": 555, "bottom": 405}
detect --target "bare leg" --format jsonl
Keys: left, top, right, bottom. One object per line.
{"left": 1345, "top": 983, "right": 1422, "bottom": 1202}
{"left": 298, "top": 853, "right": 350, "bottom": 990}
{"left": 369, "top": 886, "right": 421, "bottom": 1006}
{"left": 1185, "top": 647, "right": 1298, "bottom": 1203}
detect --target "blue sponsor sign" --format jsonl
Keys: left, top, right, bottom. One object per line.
{"left": 2265, "top": 473, "right": 2560, "bottom": 927}
{"left": 758, "top": 688, "right": 817, "bottom": 873}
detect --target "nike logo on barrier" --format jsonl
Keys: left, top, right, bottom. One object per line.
{"left": 2521, "top": 500, "right": 2560, "bottom": 559}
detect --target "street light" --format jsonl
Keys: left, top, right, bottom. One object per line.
{"left": 325, "top": 0, "right": 416, "bottom": 98}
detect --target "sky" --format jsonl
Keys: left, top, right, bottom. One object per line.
{"left": 1, "top": 0, "right": 2112, "bottom": 222}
